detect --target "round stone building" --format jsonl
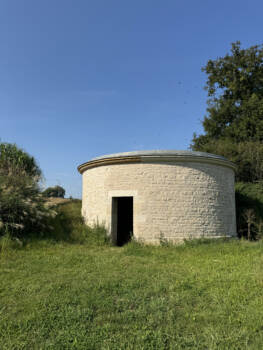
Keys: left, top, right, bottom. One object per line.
{"left": 78, "top": 150, "right": 237, "bottom": 245}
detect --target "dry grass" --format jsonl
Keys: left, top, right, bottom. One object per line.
{"left": 44, "top": 197, "right": 71, "bottom": 208}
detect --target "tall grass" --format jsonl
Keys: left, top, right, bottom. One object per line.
{"left": 0, "top": 200, "right": 110, "bottom": 254}
{"left": 47, "top": 200, "right": 110, "bottom": 245}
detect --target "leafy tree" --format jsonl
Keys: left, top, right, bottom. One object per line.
{"left": 43, "top": 185, "right": 66, "bottom": 198}
{"left": 191, "top": 41, "right": 263, "bottom": 183}
{"left": 0, "top": 142, "right": 52, "bottom": 238}
{"left": 0, "top": 142, "right": 41, "bottom": 179}
{"left": 194, "top": 139, "right": 263, "bottom": 182}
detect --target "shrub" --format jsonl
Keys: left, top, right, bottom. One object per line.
{"left": 47, "top": 201, "right": 110, "bottom": 245}
{"left": 43, "top": 185, "right": 66, "bottom": 198}
{"left": 0, "top": 142, "right": 53, "bottom": 239}
{"left": 192, "top": 139, "right": 263, "bottom": 183}
{"left": 0, "top": 142, "right": 41, "bottom": 179}
{"left": 235, "top": 182, "right": 263, "bottom": 239}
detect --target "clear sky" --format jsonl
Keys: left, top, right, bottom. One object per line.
{"left": 1, "top": 0, "right": 262, "bottom": 198}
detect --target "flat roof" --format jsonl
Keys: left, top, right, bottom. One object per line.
{"left": 92, "top": 150, "right": 227, "bottom": 161}
{"left": 78, "top": 149, "right": 236, "bottom": 173}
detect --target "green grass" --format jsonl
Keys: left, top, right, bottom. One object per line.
{"left": 1, "top": 203, "right": 263, "bottom": 349}
{"left": 1, "top": 240, "right": 263, "bottom": 349}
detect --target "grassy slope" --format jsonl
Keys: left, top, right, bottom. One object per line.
{"left": 1, "top": 241, "right": 263, "bottom": 349}
{"left": 1, "top": 203, "right": 263, "bottom": 349}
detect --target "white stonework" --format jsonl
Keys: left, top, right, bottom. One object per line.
{"left": 78, "top": 150, "right": 237, "bottom": 244}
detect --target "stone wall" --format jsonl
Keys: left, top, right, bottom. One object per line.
{"left": 82, "top": 161, "right": 236, "bottom": 243}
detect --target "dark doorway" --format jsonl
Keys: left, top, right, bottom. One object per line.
{"left": 112, "top": 197, "right": 133, "bottom": 246}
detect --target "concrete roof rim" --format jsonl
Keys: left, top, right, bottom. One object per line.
{"left": 77, "top": 156, "right": 141, "bottom": 174}
{"left": 77, "top": 154, "right": 236, "bottom": 174}
{"left": 90, "top": 149, "right": 228, "bottom": 161}
{"left": 141, "top": 155, "right": 236, "bottom": 170}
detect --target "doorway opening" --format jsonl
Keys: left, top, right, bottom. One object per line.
{"left": 112, "top": 197, "right": 133, "bottom": 246}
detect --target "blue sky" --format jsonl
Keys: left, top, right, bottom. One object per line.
{"left": 1, "top": 0, "right": 262, "bottom": 198}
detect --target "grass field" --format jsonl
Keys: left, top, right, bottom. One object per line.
{"left": 1, "top": 203, "right": 263, "bottom": 349}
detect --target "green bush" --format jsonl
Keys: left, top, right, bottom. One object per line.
{"left": 47, "top": 200, "right": 110, "bottom": 245}
{"left": 192, "top": 139, "right": 263, "bottom": 183}
{"left": 43, "top": 185, "right": 66, "bottom": 198}
{"left": 0, "top": 142, "right": 41, "bottom": 179}
{"left": 0, "top": 142, "right": 52, "bottom": 239}
{"left": 235, "top": 182, "right": 263, "bottom": 239}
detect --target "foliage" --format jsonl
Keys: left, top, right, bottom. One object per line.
{"left": 1, "top": 239, "right": 263, "bottom": 348}
{"left": 46, "top": 200, "right": 110, "bottom": 245}
{"left": 0, "top": 142, "right": 41, "bottom": 179}
{"left": 194, "top": 139, "right": 263, "bottom": 182}
{"left": 43, "top": 185, "right": 66, "bottom": 198}
{"left": 0, "top": 173, "right": 52, "bottom": 238}
{"left": 0, "top": 233, "right": 23, "bottom": 256}
{"left": 191, "top": 42, "right": 263, "bottom": 183}
{"left": 0, "top": 142, "right": 51, "bottom": 238}
{"left": 192, "top": 41, "right": 263, "bottom": 144}
{"left": 235, "top": 182, "right": 263, "bottom": 239}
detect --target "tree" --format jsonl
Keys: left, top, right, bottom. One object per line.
{"left": 0, "top": 142, "right": 51, "bottom": 238}
{"left": 43, "top": 185, "right": 66, "bottom": 198}
{"left": 191, "top": 41, "right": 263, "bottom": 182}
{"left": 0, "top": 142, "right": 41, "bottom": 179}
